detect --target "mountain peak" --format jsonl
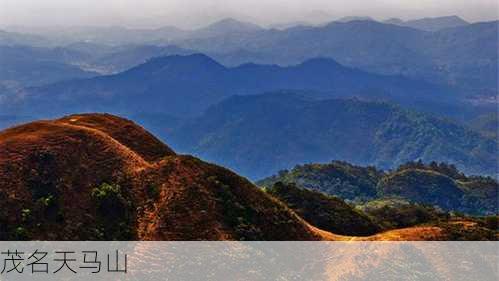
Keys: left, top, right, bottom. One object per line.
{"left": 214, "top": 17, "right": 252, "bottom": 25}
{"left": 197, "top": 18, "right": 262, "bottom": 35}
{"left": 384, "top": 18, "right": 404, "bottom": 25}
{"left": 299, "top": 57, "right": 343, "bottom": 68}
{"left": 336, "top": 16, "right": 376, "bottom": 23}
{"left": 127, "top": 53, "right": 225, "bottom": 74}
{"left": 410, "top": 15, "right": 468, "bottom": 24}
{"left": 386, "top": 15, "right": 470, "bottom": 31}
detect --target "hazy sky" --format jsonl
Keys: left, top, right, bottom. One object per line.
{"left": 1, "top": 0, "right": 498, "bottom": 29}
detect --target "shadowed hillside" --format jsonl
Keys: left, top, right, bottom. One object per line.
{"left": 266, "top": 182, "right": 380, "bottom": 236}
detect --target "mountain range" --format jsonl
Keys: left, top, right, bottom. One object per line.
{"left": 2, "top": 17, "right": 497, "bottom": 99}
{"left": 8, "top": 54, "right": 454, "bottom": 119}
{"left": 175, "top": 20, "right": 498, "bottom": 98}
{"left": 336, "top": 15, "right": 470, "bottom": 31}
{"left": 384, "top": 16, "right": 470, "bottom": 31}
{"left": 2, "top": 18, "right": 263, "bottom": 47}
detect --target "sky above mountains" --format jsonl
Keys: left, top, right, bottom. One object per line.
{"left": 1, "top": 0, "right": 497, "bottom": 29}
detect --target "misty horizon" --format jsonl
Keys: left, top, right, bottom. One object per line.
{"left": 0, "top": 0, "right": 498, "bottom": 30}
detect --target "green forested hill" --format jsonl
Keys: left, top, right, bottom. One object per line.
{"left": 258, "top": 161, "right": 498, "bottom": 215}
{"left": 266, "top": 182, "right": 380, "bottom": 236}
{"left": 171, "top": 93, "right": 496, "bottom": 179}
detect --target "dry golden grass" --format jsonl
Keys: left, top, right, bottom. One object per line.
{"left": 0, "top": 114, "right": 322, "bottom": 240}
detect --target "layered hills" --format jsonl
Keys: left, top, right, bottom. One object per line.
{"left": 3, "top": 19, "right": 496, "bottom": 100}
{"left": 177, "top": 20, "right": 498, "bottom": 98}
{"left": 15, "top": 54, "right": 451, "bottom": 118}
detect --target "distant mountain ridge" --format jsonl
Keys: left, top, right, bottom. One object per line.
{"left": 3, "top": 18, "right": 262, "bottom": 46}
{"left": 384, "top": 16, "right": 470, "bottom": 31}
{"left": 9, "top": 54, "right": 453, "bottom": 119}
{"left": 3, "top": 18, "right": 496, "bottom": 98}
{"left": 383, "top": 16, "right": 470, "bottom": 31}
{"left": 336, "top": 16, "right": 375, "bottom": 23}
{"left": 175, "top": 20, "right": 498, "bottom": 97}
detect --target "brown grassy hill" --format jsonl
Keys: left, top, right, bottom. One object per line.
{"left": 0, "top": 113, "right": 492, "bottom": 241}
{"left": 57, "top": 114, "right": 176, "bottom": 161}
{"left": 0, "top": 113, "right": 322, "bottom": 240}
